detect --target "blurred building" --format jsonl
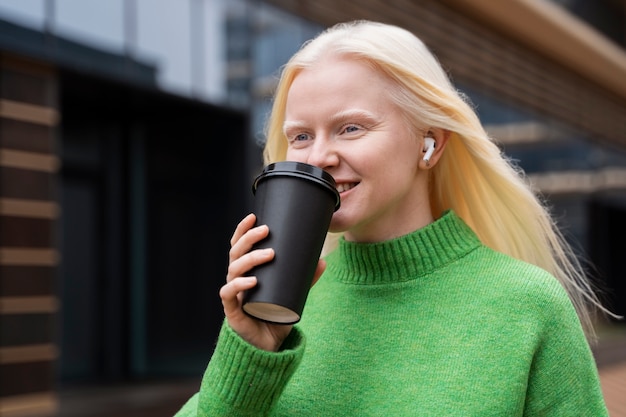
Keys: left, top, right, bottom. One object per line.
{"left": 0, "top": 0, "right": 624, "bottom": 416}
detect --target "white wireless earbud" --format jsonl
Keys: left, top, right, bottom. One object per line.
{"left": 423, "top": 137, "right": 436, "bottom": 164}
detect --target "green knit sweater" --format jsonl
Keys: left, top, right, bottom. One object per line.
{"left": 176, "top": 211, "right": 608, "bottom": 416}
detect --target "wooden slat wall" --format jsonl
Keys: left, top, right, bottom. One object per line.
{"left": 0, "top": 54, "right": 59, "bottom": 417}
{"left": 263, "top": 0, "right": 626, "bottom": 147}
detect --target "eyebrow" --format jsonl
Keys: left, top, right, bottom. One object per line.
{"left": 282, "top": 120, "right": 307, "bottom": 136}
{"left": 283, "top": 109, "right": 379, "bottom": 135}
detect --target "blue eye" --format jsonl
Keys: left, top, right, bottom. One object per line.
{"left": 342, "top": 124, "right": 362, "bottom": 134}
{"left": 294, "top": 133, "right": 310, "bottom": 142}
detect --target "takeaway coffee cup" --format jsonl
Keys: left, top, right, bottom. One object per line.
{"left": 242, "top": 161, "right": 340, "bottom": 324}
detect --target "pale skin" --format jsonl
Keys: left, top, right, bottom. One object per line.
{"left": 221, "top": 55, "right": 448, "bottom": 352}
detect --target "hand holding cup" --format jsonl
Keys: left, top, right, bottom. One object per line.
{"left": 242, "top": 162, "right": 340, "bottom": 324}
{"left": 220, "top": 162, "right": 339, "bottom": 351}
{"left": 220, "top": 213, "right": 326, "bottom": 352}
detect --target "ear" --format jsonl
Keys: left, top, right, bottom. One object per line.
{"left": 420, "top": 129, "right": 449, "bottom": 169}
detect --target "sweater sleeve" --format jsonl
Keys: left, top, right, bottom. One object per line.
{"left": 175, "top": 321, "right": 305, "bottom": 417}
{"left": 523, "top": 282, "right": 608, "bottom": 417}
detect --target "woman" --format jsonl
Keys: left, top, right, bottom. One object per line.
{"left": 176, "top": 21, "right": 609, "bottom": 416}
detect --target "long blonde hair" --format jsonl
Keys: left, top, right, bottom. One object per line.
{"left": 263, "top": 21, "right": 609, "bottom": 336}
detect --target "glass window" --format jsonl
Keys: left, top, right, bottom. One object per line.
{"left": 0, "top": 0, "right": 46, "bottom": 30}
{"left": 55, "top": 0, "right": 125, "bottom": 52}
{"left": 197, "top": 0, "right": 227, "bottom": 102}
{"left": 247, "top": 2, "right": 322, "bottom": 145}
{"left": 136, "top": 0, "right": 192, "bottom": 95}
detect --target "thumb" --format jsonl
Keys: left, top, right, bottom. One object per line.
{"left": 311, "top": 259, "right": 327, "bottom": 287}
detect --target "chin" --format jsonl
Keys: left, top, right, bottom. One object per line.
{"left": 328, "top": 215, "right": 353, "bottom": 235}
{"left": 327, "top": 224, "right": 343, "bottom": 234}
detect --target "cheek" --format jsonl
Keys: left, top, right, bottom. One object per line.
{"left": 285, "top": 147, "right": 305, "bottom": 162}
{"left": 284, "top": 137, "right": 308, "bottom": 161}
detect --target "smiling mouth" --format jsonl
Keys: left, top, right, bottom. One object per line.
{"left": 336, "top": 183, "right": 358, "bottom": 193}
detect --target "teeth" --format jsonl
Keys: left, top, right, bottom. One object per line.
{"left": 337, "top": 183, "right": 357, "bottom": 193}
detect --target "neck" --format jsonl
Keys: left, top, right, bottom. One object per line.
{"left": 327, "top": 211, "right": 482, "bottom": 285}
{"left": 344, "top": 201, "right": 435, "bottom": 243}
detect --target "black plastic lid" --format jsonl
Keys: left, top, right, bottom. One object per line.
{"left": 253, "top": 161, "right": 341, "bottom": 210}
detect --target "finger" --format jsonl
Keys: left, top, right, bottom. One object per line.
{"left": 220, "top": 276, "right": 257, "bottom": 316}
{"left": 227, "top": 248, "right": 274, "bottom": 282}
{"left": 311, "top": 258, "right": 327, "bottom": 287}
{"left": 230, "top": 213, "right": 257, "bottom": 247}
{"left": 229, "top": 224, "right": 270, "bottom": 263}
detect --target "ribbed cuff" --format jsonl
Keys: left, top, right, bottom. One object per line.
{"left": 198, "top": 322, "right": 305, "bottom": 414}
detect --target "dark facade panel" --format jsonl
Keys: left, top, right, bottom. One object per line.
{"left": 0, "top": 217, "right": 54, "bottom": 247}
{"left": 0, "top": 361, "right": 54, "bottom": 397}
{"left": 0, "top": 266, "right": 56, "bottom": 297}
{"left": 0, "top": 314, "right": 55, "bottom": 346}
{"left": 0, "top": 67, "right": 56, "bottom": 107}
{"left": 0, "top": 119, "right": 55, "bottom": 153}
{"left": 0, "top": 167, "right": 56, "bottom": 200}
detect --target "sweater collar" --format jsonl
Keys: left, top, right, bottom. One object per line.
{"left": 326, "top": 211, "right": 481, "bottom": 285}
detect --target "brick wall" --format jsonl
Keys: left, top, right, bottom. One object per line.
{"left": 0, "top": 54, "right": 60, "bottom": 417}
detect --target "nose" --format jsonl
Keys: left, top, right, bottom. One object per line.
{"left": 306, "top": 136, "right": 339, "bottom": 171}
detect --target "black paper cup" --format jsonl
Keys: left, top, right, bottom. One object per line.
{"left": 242, "top": 161, "right": 340, "bottom": 324}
